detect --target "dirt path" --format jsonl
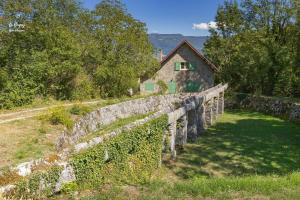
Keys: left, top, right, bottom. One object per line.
{"left": 0, "top": 100, "right": 102, "bottom": 124}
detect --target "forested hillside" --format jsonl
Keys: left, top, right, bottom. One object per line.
{"left": 0, "top": 0, "right": 159, "bottom": 109}
{"left": 204, "top": 0, "right": 300, "bottom": 97}
{"left": 149, "top": 33, "right": 208, "bottom": 54}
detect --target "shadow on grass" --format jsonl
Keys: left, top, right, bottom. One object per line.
{"left": 165, "top": 111, "right": 300, "bottom": 178}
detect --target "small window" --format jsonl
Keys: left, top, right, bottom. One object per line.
{"left": 180, "top": 62, "right": 187, "bottom": 70}
{"left": 175, "top": 62, "right": 195, "bottom": 71}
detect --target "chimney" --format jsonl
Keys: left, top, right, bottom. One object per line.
{"left": 160, "top": 49, "right": 163, "bottom": 61}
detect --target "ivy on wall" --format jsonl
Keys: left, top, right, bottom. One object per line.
{"left": 71, "top": 115, "right": 168, "bottom": 188}
{"left": 1, "top": 115, "right": 168, "bottom": 199}
{"left": 12, "top": 166, "right": 62, "bottom": 199}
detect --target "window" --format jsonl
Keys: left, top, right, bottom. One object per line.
{"left": 181, "top": 62, "right": 187, "bottom": 70}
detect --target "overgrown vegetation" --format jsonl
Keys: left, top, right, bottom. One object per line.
{"left": 0, "top": 0, "right": 159, "bottom": 109}
{"left": 76, "top": 111, "right": 300, "bottom": 200}
{"left": 71, "top": 115, "right": 168, "bottom": 189}
{"left": 40, "top": 107, "right": 74, "bottom": 129}
{"left": 11, "top": 166, "right": 62, "bottom": 199}
{"left": 156, "top": 80, "right": 168, "bottom": 94}
{"left": 204, "top": 0, "right": 300, "bottom": 97}
{"left": 69, "top": 104, "right": 92, "bottom": 116}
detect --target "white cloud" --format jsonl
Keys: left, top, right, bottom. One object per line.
{"left": 192, "top": 21, "right": 217, "bottom": 30}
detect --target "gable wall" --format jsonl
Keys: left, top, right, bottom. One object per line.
{"left": 140, "top": 43, "right": 214, "bottom": 94}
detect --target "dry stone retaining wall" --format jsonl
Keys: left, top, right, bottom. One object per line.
{"left": 0, "top": 84, "right": 228, "bottom": 198}
{"left": 56, "top": 94, "right": 183, "bottom": 150}
{"left": 226, "top": 94, "right": 300, "bottom": 123}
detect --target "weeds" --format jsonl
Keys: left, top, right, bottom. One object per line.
{"left": 40, "top": 107, "right": 74, "bottom": 129}
{"left": 69, "top": 104, "right": 92, "bottom": 116}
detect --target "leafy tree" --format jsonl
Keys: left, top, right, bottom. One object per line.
{"left": 204, "top": 0, "right": 299, "bottom": 97}
{"left": 0, "top": 0, "right": 157, "bottom": 108}
{"left": 91, "top": 0, "right": 158, "bottom": 97}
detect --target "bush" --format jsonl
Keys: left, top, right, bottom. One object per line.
{"left": 71, "top": 72, "right": 97, "bottom": 100}
{"left": 12, "top": 166, "right": 62, "bottom": 199}
{"left": 61, "top": 182, "right": 78, "bottom": 195}
{"left": 0, "top": 81, "right": 37, "bottom": 109}
{"left": 156, "top": 80, "right": 168, "bottom": 94}
{"left": 69, "top": 104, "right": 92, "bottom": 116}
{"left": 42, "top": 107, "right": 74, "bottom": 129}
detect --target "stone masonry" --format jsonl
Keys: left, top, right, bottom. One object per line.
{"left": 0, "top": 84, "right": 228, "bottom": 198}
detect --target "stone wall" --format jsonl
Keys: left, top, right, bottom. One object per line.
{"left": 167, "top": 84, "right": 228, "bottom": 158}
{"left": 225, "top": 93, "right": 300, "bottom": 123}
{"left": 0, "top": 84, "right": 229, "bottom": 198}
{"left": 56, "top": 94, "right": 184, "bottom": 150}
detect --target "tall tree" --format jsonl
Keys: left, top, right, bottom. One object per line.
{"left": 92, "top": 0, "right": 158, "bottom": 97}
{"left": 204, "top": 0, "right": 298, "bottom": 97}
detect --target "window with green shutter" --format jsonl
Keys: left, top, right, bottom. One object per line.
{"left": 174, "top": 62, "right": 181, "bottom": 71}
{"left": 188, "top": 62, "right": 196, "bottom": 71}
{"left": 145, "top": 82, "right": 154, "bottom": 91}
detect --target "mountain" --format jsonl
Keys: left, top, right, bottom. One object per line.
{"left": 148, "top": 33, "right": 209, "bottom": 55}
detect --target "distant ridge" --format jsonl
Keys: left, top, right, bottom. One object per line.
{"left": 148, "top": 33, "right": 209, "bottom": 55}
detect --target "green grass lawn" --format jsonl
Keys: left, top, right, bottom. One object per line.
{"left": 167, "top": 110, "right": 300, "bottom": 178}
{"left": 74, "top": 111, "right": 300, "bottom": 200}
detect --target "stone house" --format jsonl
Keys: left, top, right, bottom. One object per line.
{"left": 140, "top": 40, "right": 218, "bottom": 94}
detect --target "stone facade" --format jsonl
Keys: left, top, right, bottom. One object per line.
{"left": 140, "top": 40, "right": 216, "bottom": 94}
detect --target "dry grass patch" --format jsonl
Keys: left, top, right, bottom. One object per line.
{"left": 0, "top": 118, "right": 64, "bottom": 167}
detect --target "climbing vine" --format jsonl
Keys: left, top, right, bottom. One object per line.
{"left": 11, "top": 166, "right": 62, "bottom": 199}
{"left": 70, "top": 115, "right": 168, "bottom": 188}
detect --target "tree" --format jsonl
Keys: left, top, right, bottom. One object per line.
{"left": 91, "top": 0, "right": 158, "bottom": 97}
{"left": 0, "top": 0, "right": 158, "bottom": 108}
{"left": 204, "top": 0, "right": 299, "bottom": 97}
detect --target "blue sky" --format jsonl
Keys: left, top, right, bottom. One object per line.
{"left": 81, "top": 0, "right": 228, "bottom": 36}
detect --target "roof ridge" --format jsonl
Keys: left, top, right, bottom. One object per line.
{"left": 160, "top": 40, "right": 218, "bottom": 72}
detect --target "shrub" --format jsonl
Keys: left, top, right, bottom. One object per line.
{"left": 69, "top": 104, "right": 92, "bottom": 116}
{"left": 42, "top": 107, "right": 74, "bottom": 129}
{"left": 71, "top": 72, "right": 97, "bottom": 100}
{"left": 12, "top": 166, "right": 62, "bottom": 199}
{"left": 61, "top": 182, "right": 78, "bottom": 195}
{"left": 0, "top": 167, "right": 22, "bottom": 186}
{"left": 156, "top": 80, "right": 168, "bottom": 94}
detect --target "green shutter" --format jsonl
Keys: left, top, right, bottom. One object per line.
{"left": 174, "top": 62, "right": 181, "bottom": 71}
{"left": 145, "top": 82, "right": 154, "bottom": 91}
{"left": 168, "top": 81, "right": 176, "bottom": 94}
{"left": 188, "top": 62, "right": 196, "bottom": 71}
